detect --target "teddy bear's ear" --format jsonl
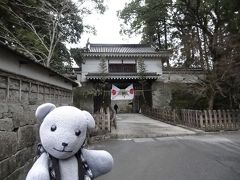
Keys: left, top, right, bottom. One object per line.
{"left": 82, "top": 110, "right": 95, "bottom": 130}
{"left": 35, "top": 103, "right": 56, "bottom": 122}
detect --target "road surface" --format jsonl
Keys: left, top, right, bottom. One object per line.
{"left": 92, "top": 132, "right": 240, "bottom": 180}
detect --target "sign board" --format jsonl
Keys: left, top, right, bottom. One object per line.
{"left": 111, "top": 84, "right": 134, "bottom": 100}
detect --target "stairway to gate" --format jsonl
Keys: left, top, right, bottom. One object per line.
{"left": 110, "top": 113, "right": 197, "bottom": 139}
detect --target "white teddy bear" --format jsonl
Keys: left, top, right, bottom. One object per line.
{"left": 26, "top": 103, "right": 113, "bottom": 180}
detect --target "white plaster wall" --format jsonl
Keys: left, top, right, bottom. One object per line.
{"left": 123, "top": 59, "right": 136, "bottom": 64}
{"left": 81, "top": 57, "right": 163, "bottom": 82}
{"left": 161, "top": 74, "right": 205, "bottom": 83}
{"left": 143, "top": 58, "right": 162, "bottom": 74}
{"left": 0, "top": 48, "right": 73, "bottom": 90}
{"left": 81, "top": 58, "right": 101, "bottom": 82}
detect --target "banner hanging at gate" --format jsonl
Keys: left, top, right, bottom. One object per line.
{"left": 111, "top": 84, "right": 134, "bottom": 100}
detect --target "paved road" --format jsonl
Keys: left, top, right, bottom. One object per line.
{"left": 110, "top": 113, "right": 198, "bottom": 138}
{"left": 92, "top": 132, "right": 240, "bottom": 180}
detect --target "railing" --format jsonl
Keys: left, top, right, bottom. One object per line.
{"left": 180, "top": 109, "right": 240, "bottom": 131}
{"left": 93, "top": 107, "right": 111, "bottom": 132}
{"left": 92, "top": 107, "right": 117, "bottom": 135}
{"left": 142, "top": 107, "right": 177, "bottom": 125}
{"left": 142, "top": 106, "right": 240, "bottom": 131}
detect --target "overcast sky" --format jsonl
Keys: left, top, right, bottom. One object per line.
{"left": 71, "top": 0, "right": 141, "bottom": 48}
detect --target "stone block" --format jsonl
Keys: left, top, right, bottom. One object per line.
{"left": 17, "top": 125, "right": 37, "bottom": 149}
{"left": 35, "top": 124, "right": 40, "bottom": 142}
{"left": 0, "top": 103, "right": 8, "bottom": 114}
{"left": 29, "top": 93, "right": 38, "bottom": 105}
{"left": 8, "top": 104, "right": 24, "bottom": 128}
{"left": 21, "top": 81, "right": 30, "bottom": 91}
{"left": 9, "top": 78, "right": 20, "bottom": 90}
{"left": 0, "top": 88, "right": 7, "bottom": 102}
{"left": 39, "top": 85, "right": 44, "bottom": 93}
{"left": 15, "top": 147, "right": 34, "bottom": 169}
{"left": 21, "top": 111, "right": 35, "bottom": 126}
{"left": 3, "top": 112, "right": 13, "bottom": 118}
{"left": 12, "top": 113, "right": 22, "bottom": 128}
{"left": 0, "top": 75, "right": 7, "bottom": 88}
{"left": 22, "top": 103, "right": 31, "bottom": 111}
{"left": 38, "top": 93, "right": 44, "bottom": 101}
{"left": 0, "top": 131, "right": 18, "bottom": 161}
{"left": 8, "top": 90, "right": 20, "bottom": 102}
{"left": 8, "top": 104, "right": 23, "bottom": 113}
{"left": 0, "top": 156, "right": 16, "bottom": 178}
{"left": 45, "top": 87, "right": 50, "bottom": 94}
{"left": 7, "top": 159, "right": 33, "bottom": 180}
{"left": 0, "top": 118, "right": 13, "bottom": 131}
{"left": 30, "top": 84, "right": 38, "bottom": 93}
{"left": 21, "top": 91, "right": 29, "bottom": 102}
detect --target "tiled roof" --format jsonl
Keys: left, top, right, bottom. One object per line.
{"left": 81, "top": 43, "right": 171, "bottom": 58}
{"left": 162, "top": 67, "right": 205, "bottom": 74}
{"left": 0, "top": 43, "right": 79, "bottom": 87}
{"left": 87, "top": 44, "right": 156, "bottom": 53}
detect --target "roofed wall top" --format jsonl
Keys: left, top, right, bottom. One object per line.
{"left": 81, "top": 43, "right": 171, "bottom": 58}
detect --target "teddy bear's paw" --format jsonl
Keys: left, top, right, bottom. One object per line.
{"left": 26, "top": 169, "right": 50, "bottom": 180}
{"left": 82, "top": 149, "right": 113, "bottom": 178}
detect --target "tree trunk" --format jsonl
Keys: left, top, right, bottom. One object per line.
{"left": 197, "top": 27, "right": 204, "bottom": 68}
{"left": 208, "top": 92, "right": 215, "bottom": 110}
{"left": 203, "top": 34, "right": 210, "bottom": 70}
{"left": 156, "top": 26, "right": 161, "bottom": 49}
{"left": 163, "top": 17, "right": 168, "bottom": 49}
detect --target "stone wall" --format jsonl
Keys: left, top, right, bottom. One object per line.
{"left": 0, "top": 70, "right": 73, "bottom": 180}
{"left": 74, "top": 82, "right": 94, "bottom": 113}
{"left": 152, "top": 82, "right": 172, "bottom": 108}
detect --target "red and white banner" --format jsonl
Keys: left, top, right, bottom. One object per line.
{"left": 111, "top": 84, "right": 120, "bottom": 100}
{"left": 111, "top": 84, "right": 134, "bottom": 100}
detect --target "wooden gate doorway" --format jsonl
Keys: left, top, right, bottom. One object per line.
{"left": 110, "top": 80, "right": 152, "bottom": 113}
{"left": 92, "top": 80, "right": 153, "bottom": 113}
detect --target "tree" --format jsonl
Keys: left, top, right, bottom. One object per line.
{"left": 94, "top": 56, "right": 109, "bottom": 111}
{"left": 70, "top": 47, "right": 85, "bottom": 70}
{"left": 119, "top": 0, "right": 240, "bottom": 109}
{"left": 174, "top": 0, "right": 240, "bottom": 109}
{"left": 118, "top": 0, "right": 172, "bottom": 49}
{"left": 137, "top": 58, "right": 148, "bottom": 104}
{"left": 0, "top": 0, "right": 105, "bottom": 72}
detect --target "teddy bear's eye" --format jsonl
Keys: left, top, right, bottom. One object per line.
{"left": 75, "top": 130, "right": 81, "bottom": 136}
{"left": 51, "top": 125, "right": 57, "bottom": 132}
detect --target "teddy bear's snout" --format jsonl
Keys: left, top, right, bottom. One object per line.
{"left": 62, "top": 142, "right": 68, "bottom": 147}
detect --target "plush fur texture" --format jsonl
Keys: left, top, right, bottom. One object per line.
{"left": 26, "top": 103, "right": 113, "bottom": 180}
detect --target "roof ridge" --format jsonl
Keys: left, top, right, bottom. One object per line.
{"left": 89, "top": 43, "right": 151, "bottom": 47}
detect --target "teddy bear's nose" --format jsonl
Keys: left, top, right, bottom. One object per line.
{"left": 62, "top": 142, "right": 68, "bottom": 147}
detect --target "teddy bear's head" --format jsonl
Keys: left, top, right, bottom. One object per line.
{"left": 35, "top": 103, "right": 95, "bottom": 159}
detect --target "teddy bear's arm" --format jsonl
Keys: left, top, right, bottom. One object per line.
{"left": 82, "top": 149, "right": 113, "bottom": 178}
{"left": 26, "top": 152, "right": 50, "bottom": 180}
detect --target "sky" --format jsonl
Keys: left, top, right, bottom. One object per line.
{"left": 70, "top": 0, "right": 141, "bottom": 48}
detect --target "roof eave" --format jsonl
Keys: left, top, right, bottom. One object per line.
{"left": 85, "top": 73, "right": 160, "bottom": 80}
{"left": 0, "top": 43, "right": 79, "bottom": 87}
{"left": 82, "top": 52, "right": 171, "bottom": 58}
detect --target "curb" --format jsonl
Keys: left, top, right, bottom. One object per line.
{"left": 109, "top": 132, "right": 198, "bottom": 139}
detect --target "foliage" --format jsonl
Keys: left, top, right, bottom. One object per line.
{"left": 98, "top": 56, "right": 108, "bottom": 75}
{"left": 119, "top": 0, "right": 240, "bottom": 109}
{"left": 137, "top": 57, "right": 147, "bottom": 78}
{"left": 136, "top": 57, "right": 149, "bottom": 103}
{"left": 0, "top": 0, "right": 105, "bottom": 73}
{"left": 170, "top": 84, "right": 208, "bottom": 109}
{"left": 70, "top": 48, "right": 84, "bottom": 68}
{"left": 119, "top": 0, "right": 172, "bottom": 50}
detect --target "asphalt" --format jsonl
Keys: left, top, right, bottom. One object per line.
{"left": 110, "top": 113, "right": 200, "bottom": 138}
{"left": 93, "top": 132, "right": 240, "bottom": 180}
